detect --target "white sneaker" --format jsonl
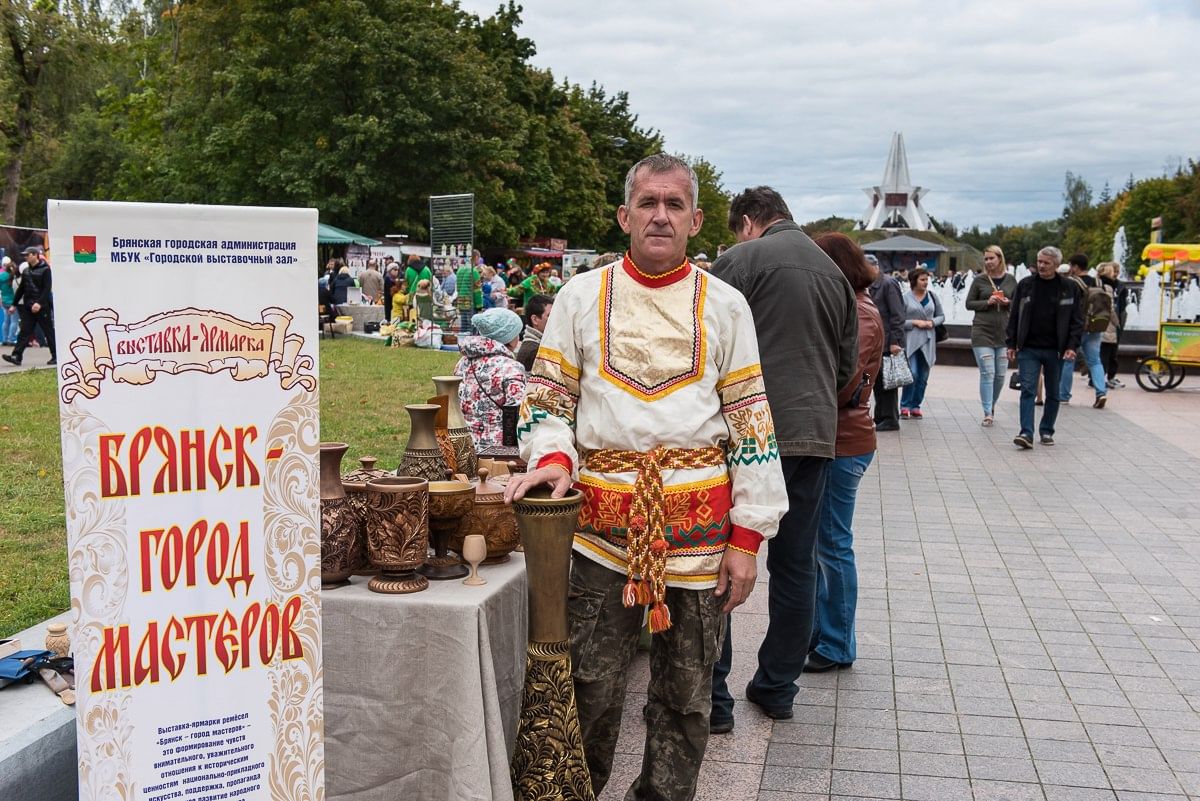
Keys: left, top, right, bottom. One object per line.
{"left": 1107, "top": 378, "right": 1124, "bottom": 389}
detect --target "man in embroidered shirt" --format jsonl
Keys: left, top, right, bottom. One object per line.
{"left": 505, "top": 154, "right": 788, "bottom": 801}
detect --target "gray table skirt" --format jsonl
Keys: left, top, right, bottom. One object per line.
{"left": 322, "top": 556, "right": 528, "bottom": 801}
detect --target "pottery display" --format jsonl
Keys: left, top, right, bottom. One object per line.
{"left": 341, "top": 455, "right": 390, "bottom": 575}
{"left": 45, "top": 622, "right": 70, "bottom": 658}
{"left": 363, "top": 476, "right": 430, "bottom": 594}
{"left": 432, "top": 375, "right": 479, "bottom": 477}
{"left": 451, "top": 468, "right": 520, "bottom": 564}
{"left": 320, "top": 442, "right": 358, "bottom": 588}
{"left": 418, "top": 480, "right": 474, "bottom": 580}
{"left": 462, "top": 535, "right": 487, "bottom": 586}
{"left": 509, "top": 487, "right": 592, "bottom": 800}
{"left": 397, "top": 403, "right": 450, "bottom": 482}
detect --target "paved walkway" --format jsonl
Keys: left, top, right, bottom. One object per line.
{"left": 601, "top": 365, "right": 1200, "bottom": 801}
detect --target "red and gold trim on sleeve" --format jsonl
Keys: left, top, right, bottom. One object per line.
{"left": 728, "top": 525, "right": 765, "bottom": 555}
{"left": 536, "top": 451, "right": 573, "bottom": 476}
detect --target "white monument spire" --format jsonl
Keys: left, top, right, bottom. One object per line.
{"left": 860, "top": 132, "right": 931, "bottom": 231}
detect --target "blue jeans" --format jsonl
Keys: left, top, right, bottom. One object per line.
{"left": 972, "top": 346, "right": 1008, "bottom": 417}
{"left": 900, "top": 351, "right": 931, "bottom": 411}
{"left": 1018, "top": 348, "right": 1062, "bottom": 438}
{"left": 1, "top": 305, "right": 17, "bottom": 344}
{"left": 712, "top": 455, "right": 829, "bottom": 719}
{"left": 811, "top": 452, "right": 874, "bottom": 665}
{"left": 1059, "top": 333, "right": 1107, "bottom": 401}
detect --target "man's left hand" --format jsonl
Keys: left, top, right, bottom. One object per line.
{"left": 714, "top": 548, "right": 757, "bottom": 614}
{"left": 30, "top": 302, "right": 40, "bottom": 314}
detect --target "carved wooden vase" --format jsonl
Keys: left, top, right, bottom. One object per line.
{"left": 342, "top": 456, "right": 390, "bottom": 575}
{"left": 320, "top": 442, "right": 358, "bottom": 589}
{"left": 418, "top": 480, "right": 473, "bottom": 580}
{"left": 432, "top": 375, "right": 479, "bottom": 477}
{"left": 45, "top": 623, "right": 70, "bottom": 659}
{"left": 363, "top": 476, "right": 430, "bottom": 594}
{"left": 450, "top": 468, "right": 520, "bottom": 564}
{"left": 510, "top": 487, "right": 594, "bottom": 801}
{"left": 398, "top": 403, "right": 450, "bottom": 482}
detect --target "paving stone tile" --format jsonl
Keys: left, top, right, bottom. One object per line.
{"left": 836, "top": 707, "right": 897, "bottom": 730}
{"left": 832, "top": 747, "right": 900, "bottom": 773}
{"left": 1026, "top": 738, "right": 1099, "bottom": 764}
{"left": 772, "top": 722, "right": 835, "bottom": 746}
{"left": 1103, "top": 766, "right": 1183, "bottom": 795}
{"left": 759, "top": 766, "right": 832, "bottom": 794}
{"left": 963, "top": 734, "right": 1033, "bottom": 759}
{"left": 1092, "top": 744, "right": 1167, "bottom": 770}
{"left": 897, "top": 710, "right": 960, "bottom": 733}
{"left": 900, "top": 774, "right": 973, "bottom": 801}
{"left": 900, "top": 751, "right": 969, "bottom": 778}
{"left": 1041, "top": 786, "right": 1117, "bottom": 801}
{"left": 1034, "top": 760, "right": 1112, "bottom": 789}
{"left": 765, "top": 743, "right": 832, "bottom": 768}
{"left": 898, "top": 730, "right": 964, "bottom": 755}
{"left": 1085, "top": 723, "right": 1155, "bottom": 747}
{"left": 830, "top": 769, "right": 902, "bottom": 798}
{"left": 968, "top": 754, "right": 1040, "bottom": 783}
{"left": 959, "top": 715, "right": 1026, "bottom": 737}
{"left": 836, "top": 726, "right": 900, "bottom": 751}
{"left": 692, "top": 760, "right": 765, "bottom": 801}
{"left": 756, "top": 793, "right": 828, "bottom": 801}
{"left": 971, "top": 779, "right": 1047, "bottom": 801}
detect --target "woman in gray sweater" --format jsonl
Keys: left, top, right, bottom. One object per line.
{"left": 964, "top": 245, "right": 1018, "bottom": 426}
{"left": 900, "top": 268, "right": 944, "bottom": 418}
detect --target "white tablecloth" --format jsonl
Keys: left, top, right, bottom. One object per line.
{"left": 322, "top": 555, "right": 528, "bottom": 801}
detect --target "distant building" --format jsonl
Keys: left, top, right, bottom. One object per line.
{"left": 860, "top": 132, "right": 931, "bottom": 232}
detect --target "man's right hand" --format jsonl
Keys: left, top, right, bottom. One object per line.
{"left": 889, "top": 344, "right": 902, "bottom": 355}
{"left": 1006, "top": 348, "right": 1016, "bottom": 362}
{"left": 503, "top": 466, "right": 572, "bottom": 504}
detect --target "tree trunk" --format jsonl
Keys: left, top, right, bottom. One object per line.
{"left": 1, "top": 90, "right": 35, "bottom": 226}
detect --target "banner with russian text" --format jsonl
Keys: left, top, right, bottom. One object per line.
{"left": 49, "top": 201, "right": 323, "bottom": 801}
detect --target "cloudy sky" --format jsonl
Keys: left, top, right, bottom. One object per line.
{"left": 458, "top": 0, "right": 1200, "bottom": 229}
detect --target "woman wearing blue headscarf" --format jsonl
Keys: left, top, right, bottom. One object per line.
{"left": 454, "top": 308, "right": 528, "bottom": 448}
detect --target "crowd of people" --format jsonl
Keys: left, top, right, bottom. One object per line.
{"left": 2, "top": 245, "right": 57, "bottom": 368}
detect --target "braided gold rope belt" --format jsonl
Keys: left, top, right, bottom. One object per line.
{"left": 583, "top": 445, "right": 725, "bottom": 632}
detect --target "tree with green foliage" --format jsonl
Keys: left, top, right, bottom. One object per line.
{"left": 684, "top": 154, "right": 734, "bottom": 258}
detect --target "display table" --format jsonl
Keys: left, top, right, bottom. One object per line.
{"left": 323, "top": 555, "right": 528, "bottom": 801}
{"left": 340, "top": 304, "right": 385, "bottom": 332}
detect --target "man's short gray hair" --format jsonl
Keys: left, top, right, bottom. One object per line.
{"left": 623, "top": 154, "right": 699, "bottom": 210}
{"left": 1038, "top": 246, "right": 1063, "bottom": 265}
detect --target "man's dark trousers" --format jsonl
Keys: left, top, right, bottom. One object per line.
{"left": 10, "top": 304, "right": 55, "bottom": 362}
{"left": 872, "top": 378, "right": 900, "bottom": 429}
{"left": 712, "top": 455, "right": 829, "bottom": 720}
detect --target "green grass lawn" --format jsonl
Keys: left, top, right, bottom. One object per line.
{"left": 0, "top": 336, "right": 459, "bottom": 637}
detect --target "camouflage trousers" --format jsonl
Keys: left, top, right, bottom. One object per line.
{"left": 568, "top": 555, "right": 727, "bottom": 801}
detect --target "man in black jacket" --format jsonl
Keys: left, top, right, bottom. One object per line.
{"left": 709, "top": 186, "right": 857, "bottom": 730}
{"left": 3, "top": 246, "right": 56, "bottom": 367}
{"left": 1005, "top": 246, "right": 1084, "bottom": 448}
{"left": 867, "top": 258, "right": 905, "bottom": 431}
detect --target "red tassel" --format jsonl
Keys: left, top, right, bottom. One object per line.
{"left": 650, "top": 538, "right": 669, "bottom": 555}
{"left": 636, "top": 579, "right": 654, "bottom": 605}
{"left": 622, "top": 580, "right": 637, "bottom": 608}
{"left": 648, "top": 602, "right": 672, "bottom": 633}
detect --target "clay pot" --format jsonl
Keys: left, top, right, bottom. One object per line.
{"left": 397, "top": 404, "right": 450, "bottom": 482}
{"left": 320, "top": 442, "right": 357, "bottom": 588}
{"left": 342, "top": 456, "right": 390, "bottom": 575}
{"left": 45, "top": 623, "right": 70, "bottom": 659}
{"left": 451, "top": 468, "right": 520, "bottom": 564}
{"left": 432, "top": 375, "right": 479, "bottom": 477}
{"left": 418, "top": 480, "right": 474, "bottom": 580}
{"left": 363, "top": 476, "right": 430, "bottom": 594}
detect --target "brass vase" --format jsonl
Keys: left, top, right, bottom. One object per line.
{"left": 363, "top": 476, "right": 430, "bottom": 594}
{"left": 450, "top": 468, "right": 520, "bottom": 564}
{"left": 341, "top": 456, "right": 390, "bottom": 575}
{"left": 433, "top": 375, "right": 479, "bottom": 477}
{"left": 418, "top": 480, "right": 473, "bottom": 580}
{"left": 510, "top": 487, "right": 594, "bottom": 801}
{"left": 398, "top": 403, "right": 450, "bottom": 482}
{"left": 320, "top": 442, "right": 358, "bottom": 589}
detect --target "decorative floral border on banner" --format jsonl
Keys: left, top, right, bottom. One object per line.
{"left": 261, "top": 392, "right": 325, "bottom": 801}
{"left": 60, "top": 306, "right": 316, "bottom": 404}
{"left": 62, "top": 404, "right": 136, "bottom": 801}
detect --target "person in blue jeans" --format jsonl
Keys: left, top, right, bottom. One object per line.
{"left": 1058, "top": 254, "right": 1108, "bottom": 408}
{"left": 899, "top": 268, "right": 943, "bottom": 418}
{"left": 805, "top": 233, "right": 883, "bottom": 671}
{"left": 1005, "top": 246, "right": 1085, "bottom": 448}
{"left": 0, "top": 256, "right": 18, "bottom": 345}
{"left": 965, "top": 245, "right": 1018, "bottom": 426}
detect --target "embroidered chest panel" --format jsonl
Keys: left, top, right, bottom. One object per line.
{"left": 597, "top": 266, "right": 707, "bottom": 401}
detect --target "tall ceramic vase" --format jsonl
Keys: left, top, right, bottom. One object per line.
{"left": 398, "top": 403, "right": 450, "bottom": 482}
{"left": 341, "top": 456, "right": 390, "bottom": 575}
{"left": 320, "top": 442, "right": 358, "bottom": 589}
{"left": 432, "top": 375, "right": 479, "bottom": 477}
{"left": 509, "top": 488, "right": 594, "bottom": 801}
{"left": 363, "top": 476, "right": 430, "bottom": 594}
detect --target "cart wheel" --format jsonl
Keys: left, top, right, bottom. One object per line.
{"left": 1168, "top": 367, "right": 1187, "bottom": 389}
{"left": 1136, "top": 358, "right": 1175, "bottom": 392}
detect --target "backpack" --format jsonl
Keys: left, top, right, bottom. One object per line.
{"left": 1084, "top": 284, "right": 1114, "bottom": 333}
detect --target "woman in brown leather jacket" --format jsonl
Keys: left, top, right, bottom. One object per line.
{"left": 807, "top": 234, "right": 884, "bottom": 671}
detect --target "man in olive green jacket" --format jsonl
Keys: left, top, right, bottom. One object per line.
{"left": 709, "top": 186, "right": 857, "bottom": 729}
